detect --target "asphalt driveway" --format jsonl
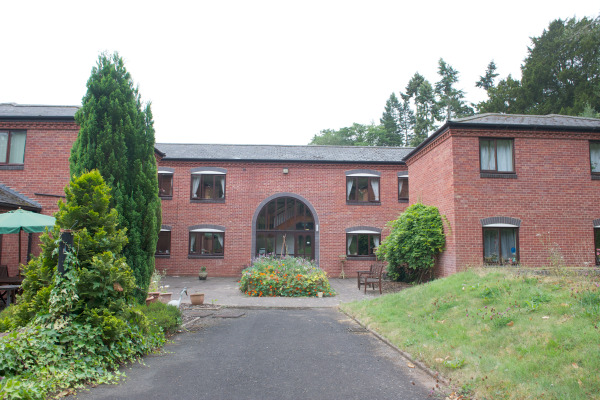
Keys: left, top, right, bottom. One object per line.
{"left": 71, "top": 308, "right": 440, "bottom": 400}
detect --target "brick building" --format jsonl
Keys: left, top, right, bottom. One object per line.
{"left": 1, "top": 103, "right": 600, "bottom": 277}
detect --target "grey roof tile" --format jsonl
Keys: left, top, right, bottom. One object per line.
{"left": 0, "top": 184, "right": 42, "bottom": 211}
{"left": 451, "top": 113, "right": 600, "bottom": 129}
{"left": 0, "top": 103, "right": 78, "bottom": 119}
{"left": 155, "top": 143, "right": 412, "bottom": 164}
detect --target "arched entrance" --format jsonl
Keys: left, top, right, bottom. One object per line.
{"left": 252, "top": 194, "right": 318, "bottom": 261}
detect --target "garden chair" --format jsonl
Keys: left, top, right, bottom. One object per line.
{"left": 357, "top": 261, "right": 385, "bottom": 294}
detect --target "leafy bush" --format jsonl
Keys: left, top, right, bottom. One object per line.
{"left": 377, "top": 203, "right": 445, "bottom": 282}
{"left": 0, "top": 171, "right": 166, "bottom": 399}
{"left": 139, "top": 301, "right": 182, "bottom": 334}
{"left": 239, "top": 256, "right": 335, "bottom": 297}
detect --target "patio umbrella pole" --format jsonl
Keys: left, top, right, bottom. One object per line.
{"left": 18, "top": 229, "right": 21, "bottom": 266}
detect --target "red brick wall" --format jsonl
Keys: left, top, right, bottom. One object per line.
{"left": 451, "top": 128, "right": 600, "bottom": 269}
{"left": 407, "top": 131, "right": 458, "bottom": 276}
{"left": 0, "top": 120, "right": 78, "bottom": 273}
{"left": 155, "top": 160, "right": 408, "bottom": 277}
{"left": 408, "top": 127, "right": 600, "bottom": 275}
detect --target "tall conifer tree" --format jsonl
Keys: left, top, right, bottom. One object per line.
{"left": 70, "top": 52, "right": 161, "bottom": 301}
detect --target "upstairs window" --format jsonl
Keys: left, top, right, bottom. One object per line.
{"left": 191, "top": 170, "right": 226, "bottom": 201}
{"left": 0, "top": 131, "right": 26, "bottom": 164}
{"left": 480, "top": 138, "right": 514, "bottom": 173}
{"left": 346, "top": 170, "right": 380, "bottom": 203}
{"left": 590, "top": 141, "right": 600, "bottom": 176}
{"left": 189, "top": 231, "right": 224, "bottom": 256}
{"left": 155, "top": 229, "right": 171, "bottom": 256}
{"left": 346, "top": 228, "right": 381, "bottom": 258}
{"left": 398, "top": 175, "right": 409, "bottom": 202}
{"left": 158, "top": 171, "right": 173, "bottom": 198}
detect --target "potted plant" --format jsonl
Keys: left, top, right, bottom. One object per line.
{"left": 190, "top": 292, "right": 205, "bottom": 305}
{"left": 198, "top": 266, "right": 208, "bottom": 280}
{"left": 146, "top": 269, "right": 164, "bottom": 304}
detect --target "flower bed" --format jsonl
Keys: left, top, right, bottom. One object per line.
{"left": 239, "top": 256, "right": 335, "bottom": 297}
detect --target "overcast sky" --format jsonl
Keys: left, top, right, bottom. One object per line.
{"left": 1, "top": 1, "right": 598, "bottom": 145}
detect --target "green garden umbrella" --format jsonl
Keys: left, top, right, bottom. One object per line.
{"left": 0, "top": 209, "right": 55, "bottom": 264}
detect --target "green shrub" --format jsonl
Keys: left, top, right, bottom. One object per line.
{"left": 0, "top": 171, "right": 166, "bottom": 399}
{"left": 377, "top": 203, "right": 445, "bottom": 282}
{"left": 239, "top": 256, "right": 335, "bottom": 297}
{"left": 139, "top": 301, "right": 182, "bottom": 334}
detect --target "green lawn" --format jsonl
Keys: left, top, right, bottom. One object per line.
{"left": 341, "top": 268, "right": 600, "bottom": 400}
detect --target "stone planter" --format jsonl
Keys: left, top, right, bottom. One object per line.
{"left": 146, "top": 292, "right": 160, "bottom": 305}
{"left": 198, "top": 272, "right": 208, "bottom": 280}
{"left": 190, "top": 293, "right": 205, "bottom": 305}
{"left": 158, "top": 292, "right": 172, "bottom": 303}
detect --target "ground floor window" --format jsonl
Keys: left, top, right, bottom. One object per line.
{"left": 190, "top": 232, "right": 224, "bottom": 256}
{"left": 347, "top": 233, "right": 380, "bottom": 257}
{"left": 483, "top": 227, "right": 518, "bottom": 264}
{"left": 256, "top": 232, "right": 313, "bottom": 259}
{"left": 155, "top": 230, "right": 171, "bottom": 256}
{"left": 595, "top": 228, "right": 600, "bottom": 266}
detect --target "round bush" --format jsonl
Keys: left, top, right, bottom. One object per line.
{"left": 239, "top": 256, "right": 335, "bottom": 297}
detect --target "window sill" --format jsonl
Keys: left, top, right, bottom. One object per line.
{"left": 480, "top": 172, "right": 517, "bottom": 179}
{"left": 398, "top": 199, "right": 409, "bottom": 203}
{"left": 155, "top": 254, "right": 171, "bottom": 258}
{"left": 188, "top": 255, "right": 224, "bottom": 259}
{"left": 159, "top": 196, "right": 173, "bottom": 200}
{"left": 347, "top": 256, "right": 377, "bottom": 261}
{"left": 592, "top": 174, "right": 600, "bottom": 180}
{"left": 0, "top": 164, "right": 24, "bottom": 170}
{"left": 346, "top": 201, "right": 381, "bottom": 206}
{"left": 190, "top": 199, "right": 226, "bottom": 204}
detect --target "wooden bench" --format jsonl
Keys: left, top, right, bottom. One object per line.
{"left": 357, "top": 261, "right": 385, "bottom": 294}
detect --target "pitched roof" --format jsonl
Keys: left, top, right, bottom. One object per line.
{"left": 155, "top": 143, "right": 412, "bottom": 164}
{"left": 451, "top": 113, "right": 600, "bottom": 129}
{"left": 0, "top": 103, "right": 78, "bottom": 120}
{"left": 404, "top": 113, "right": 600, "bottom": 161}
{"left": 0, "top": 184, "right": 42, "bottom": 211}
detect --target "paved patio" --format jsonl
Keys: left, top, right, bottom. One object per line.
{"left": 161, "top": 276, "right": 382, "bottom": 308}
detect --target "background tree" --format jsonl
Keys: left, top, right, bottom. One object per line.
{"left": 479, "top": 17, "right": 600, "bottom": 116}
{"left": 435, "top": 58, "right": 474, "bottom": 121}
{"left": 475, "top": 60, "right": 499, "bottom": 91}
{"left": 310, "top": 123, "right": 384, "bottom": 146}
{"left": 70, "top": 52, "right": 161, "bottom": 302}
{"left": 410, "top": 77, "right": 438, "bottom": 146}
{"left": 379, "top": 93, "right": 404, "bottom": 146}
{"left": 397, "top": 93, "right": 415, "bottom": 146}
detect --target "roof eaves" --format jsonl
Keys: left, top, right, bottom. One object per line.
{"left": 159, "top": 157, "right": 407, "bottom": 165}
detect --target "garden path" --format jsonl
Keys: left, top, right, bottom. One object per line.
{"left": 68, "top": 308, "right": 440, "bottom": 400}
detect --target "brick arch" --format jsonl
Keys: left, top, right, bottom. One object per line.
{"left": 480, "top": 216, "right": 521, "bottom": 227}
{"left": 251, "top": 193, "right": 320, "bottom": 264}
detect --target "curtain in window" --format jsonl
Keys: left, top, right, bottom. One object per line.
{"left": 500, "top": 228, "right": 517, "bottom": 261}
{"left": 483, "top": 229, "right": 499, "bottom": 262}
{"left": 347, "top": 235, "right": 356, "bottom": 255}
{"left": 192, "top": 176, "right": 200, "bottom": 198}
{"left": 346, "top": 179, "right": 353, "bottom": 200}
{"left": 217, "top": 233, "right": 224, "bottom": 247}
{"left": 190, "top": 234, "right": 196, "bottom": 253}
{"left": 0, "top": 133, "right": 8, "bottom": 163}
{"left": 371, "top": 179, "right": 379, "bottom": 201}
{"left": 373, "top": 235, "right": 380, "bottom": 248}
{"left": 590, "top": 142, "right": 600, "bottom": 172}
{"left": 398, "top": 179, "right": 403, "bottom": 198}
{"left": 8, "top": 132, "right": 26, "bottom": 164}
{"left": 496, "top": 140, "right": 513, "bottom": 172}
{"left": 480, "top": 140, "right": 495, "bottom": 170}
{"left": 218, "top": 176, "right": 225, "bottom": 198}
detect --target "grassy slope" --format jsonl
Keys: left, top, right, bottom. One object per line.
{"left": 341, "top": 269, "right": 600, "bottom": 400}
